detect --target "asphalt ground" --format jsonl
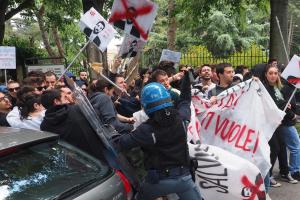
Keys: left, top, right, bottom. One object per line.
{"left": 269, "top": 161, "right": 300, "bottom": 200}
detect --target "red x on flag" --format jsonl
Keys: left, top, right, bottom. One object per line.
{"left": 109, "top": 0, "right": 158, "bottom": 41}
{"left": 281, "top": 55, "right": 300, "bottom": 88}
{"left": 241, "top": 175, "right": 265, "bottom": 200}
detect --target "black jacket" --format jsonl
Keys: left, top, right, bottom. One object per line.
{"left": 40, "top": 104, "right": 106, "bottom": 161}
{"left": 116, "top": 72, "right": 192, "bottom": 170}
{"left": 89, "top": 92, "right": 134, "bottom": 134}
{"left": 264, "top": 83, "right": 296, "bottom": 126}
{"left": 0, "top": 112, "right": 10, "bottom": 127}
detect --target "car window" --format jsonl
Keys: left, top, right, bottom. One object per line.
{"left": 0, "top": 140, "right": 110, "bottom": 199}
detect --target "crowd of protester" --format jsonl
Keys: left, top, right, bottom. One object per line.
{"left": 0, "top": 57, "right": 300, "bottom": 199}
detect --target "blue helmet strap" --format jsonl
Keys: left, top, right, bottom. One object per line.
{"left": 146, "top": 98, "right": 172, "bottom": 110}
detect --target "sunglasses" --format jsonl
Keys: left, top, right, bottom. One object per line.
{"left": 36, "top": 86, "right": 47, "bottom": 91}
{"left": 8, "top": 87, "right": 20, "bottom": 92}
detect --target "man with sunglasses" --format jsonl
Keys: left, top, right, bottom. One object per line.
{"left": 7, "top": 80, "right": 20, "bottom": 107}
{"left": 22, "top": 77, "right": 47, "bottom": 94}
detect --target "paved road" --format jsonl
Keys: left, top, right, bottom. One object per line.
{"left": 269, "top": 161, "right": 300, "bottom": 200}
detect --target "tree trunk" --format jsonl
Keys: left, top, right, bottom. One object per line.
{"left": 167, "top": 0, "right": 176, "bottom": 50}
{"left": 269, "top": 0, "right": 289, "bottom": 65}
{"left": 0, "top": 0, "right": 9, "bottom": 45}
{"left": 52, "top": 26, "right": 65, "bottom": 57}
{"left": 35, "top": 5, "right": 57, "bottom": 58}
{"left": 82, "top": 0, "right": 108, "bottom": 72}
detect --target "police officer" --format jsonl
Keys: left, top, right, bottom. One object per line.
{"left": 115, "top": 71, "right": 202, "bottom": 200}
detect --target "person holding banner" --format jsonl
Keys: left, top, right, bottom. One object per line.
{"left": 262, "top": 64, "right": 298, "bottom": 186}
{"left": 114, "top": 71, "right": 201, "bottom": 200}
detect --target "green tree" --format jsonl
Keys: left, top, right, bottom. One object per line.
{"left": 270, "top": 0, "right": 289, "bottom": 65}
{"left": 0, "top": 0, "right": 35, "bottom": 45}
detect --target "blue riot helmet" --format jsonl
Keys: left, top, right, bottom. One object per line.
{"left": 141, "top": 82, "right": 173, "bottom": 115}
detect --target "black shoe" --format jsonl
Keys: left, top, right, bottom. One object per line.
{"left": 292, "top": 171, "right": 300, "bottom": 181}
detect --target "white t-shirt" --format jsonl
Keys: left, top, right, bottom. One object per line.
{"left": 6, "top": 106, "right": 46, "bottom": 130}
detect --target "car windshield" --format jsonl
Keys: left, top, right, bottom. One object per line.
{"left": 0, "top": 140, "right": 110, "bottom": 199}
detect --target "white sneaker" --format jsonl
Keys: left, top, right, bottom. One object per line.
{"left": 270, "top": 177, "right": 281, "bottom": 187}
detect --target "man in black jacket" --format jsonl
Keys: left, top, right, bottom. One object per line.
{"left": 40, "top": 89, "right": 106, "bottom": 161}
{"left": 114, "top": 71, "right": 201, "bottom": 200}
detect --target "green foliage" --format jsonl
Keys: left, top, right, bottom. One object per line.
{"left": 147, "top": 0, "right": 270, "bottom": 59}
{"left": 3, "top": 36, "right": 46, "bottom": 65}
{"left": 289, "top": 0, "right": 300, "bottom": 56}
{"left": 34, "top": 0, "right": 82, "bottom": 29}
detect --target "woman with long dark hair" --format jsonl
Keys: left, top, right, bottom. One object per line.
{"left": 262, "top": 64, "right": 298, "bottom": 187}
{"left": 10, "top": 92, "right": 45, "bottom": 130}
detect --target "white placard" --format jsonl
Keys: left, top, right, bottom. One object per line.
{"left": 79, "top": 7, "right": 117, "bottom": 52}
{"left": 159, "top": 49, "right": 181, "bottom": 63}
{"left": 0, "top": 46, "right": 16, "bottom": 69}
{"left": 109, "top": 0, "right": 158, "bottom": 41}
{"left": 118, "top": 34, "right": 145, "bottom": 59}
{"left": 27, "top": 65, "right": 65, "bottom": 77}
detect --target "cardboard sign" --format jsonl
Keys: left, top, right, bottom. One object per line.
{"left": 0, "top": 46, "right": 16, "bottom": 69}
{"left": 109, "top": 0, "right": 158, "bottom": 41}
{"left": 118, "top": 34, "right": 145, "bottom": 59}
{"left": 79, "top": 7, "right": 116, "bottom": 52}
{"left": 27, "top": 65, "right": 65, "bottom": 77}
{"left": 281, "top": 54, "right": 300, "bottom": 88}
{"left": 159, "top": 49, "right": 181, "bottom": 63}
{"left": 188, "top": 80, "right": 285, "bottom": 178}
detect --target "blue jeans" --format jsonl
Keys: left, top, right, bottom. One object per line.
{"left": 281, "top": 126, "right": 300, "bottom": 173}
{"left": 137, "top": 174, "right": 202, "bottom": 200}
{"left": 264, "top": 172, "right": 270, "bottom": 193}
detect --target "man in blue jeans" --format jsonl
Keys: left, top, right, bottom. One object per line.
{"left": 281, "top": 83, "right": 300, "bottom": 181}
{"left": 114, "top": 71, "right": 201, "bottom": 199}
{"left": 281, "top": 125, "right": 300, "bottom": 180}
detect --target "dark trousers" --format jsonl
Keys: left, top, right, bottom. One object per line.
{"left": 269, "top": 126, "right": 289, "bottom": 176}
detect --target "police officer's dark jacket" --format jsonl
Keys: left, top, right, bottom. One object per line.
{"left": 117, "top": 72, "right": 191, "bottom": 170}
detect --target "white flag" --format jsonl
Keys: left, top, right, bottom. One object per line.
{"left": 118, "top": 34, "right": 145, "bottom": 59}
{"left": 79, "top": 7, "right": 116, "bottom": 52}
{"left": 109, "top": 0, "right": 158, "bottom": 41}
{"left": 281, "top": 54, "right": 300, "bottom": 88}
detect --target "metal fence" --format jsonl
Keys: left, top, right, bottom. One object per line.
{"left": 141, "top": 45, "right": 269, "bottom": 68}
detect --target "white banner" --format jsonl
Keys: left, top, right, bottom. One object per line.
{"left": 159, "top": 49, "right": 181, "bottom": 63}
{"left": 188, "top": 79, "right": 285, "bottom": 178}
{"left": 189, "top": 143, "right": 266, "bottom": 200}
{"left": 118, "top": 34, "right": 145, "bottom": 59}
{"left": 281, "top": 54, "right": 300, "bottom": 88}
{"left": 0, "top": 46, "right": 16, "bottom": 69}
{"left": 109, "top": 0, "right": 158, "bottom": 41}
{"left": 79, "top": 7, "right": 116, "bottom": 52}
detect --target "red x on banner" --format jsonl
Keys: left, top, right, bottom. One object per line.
{"left": 286, "top": 61, "right": 300, "bottom": 84}
{"left": 109, "top": 0, "right": 156, "bottom": 40}
{"left": 241, "top": 175, "right": 265, "bottom": 200}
